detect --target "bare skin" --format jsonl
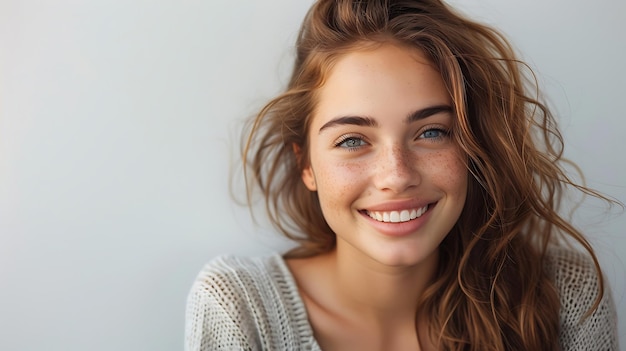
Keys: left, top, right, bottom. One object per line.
{"left": 287, "top": 250, "right": 437, "bottom": 351}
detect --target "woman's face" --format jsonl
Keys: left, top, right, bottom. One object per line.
{"left": 302, "top": 44, "right": 468, "bottom": 268}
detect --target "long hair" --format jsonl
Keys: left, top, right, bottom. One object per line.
{"left": 242, "top": 0, "right": 608, "bottom": 349}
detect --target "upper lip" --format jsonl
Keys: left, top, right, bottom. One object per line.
{"left": 360, "top": 198, "right": 434, "bottom": 212}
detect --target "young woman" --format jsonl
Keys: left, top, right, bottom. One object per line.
{"left": 186, "top": 1, "right": 618, "bottom": 350}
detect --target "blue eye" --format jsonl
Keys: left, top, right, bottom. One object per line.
{"left": 419, "top": 128, "right": 449, "bottom": 140}
{"left": 336, "top": 137, "right": 367, "bottom": 149}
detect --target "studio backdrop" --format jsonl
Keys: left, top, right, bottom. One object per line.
{"left": 0, "top": 0, "right": 624, "bottom": 349}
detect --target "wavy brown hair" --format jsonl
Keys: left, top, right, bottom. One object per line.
{"left": 242, "top": 0, "right": 609, "bottom": 350}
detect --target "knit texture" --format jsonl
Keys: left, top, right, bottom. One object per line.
{"left": 545, "top": 249, "right": 618, "bottom": 350}
{"left": 185, "top": 249, "right": 618, "bottom": 350}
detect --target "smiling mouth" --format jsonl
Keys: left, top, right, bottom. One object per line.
{"left": 365, "top": 205, "right": 430, "bottom": 223}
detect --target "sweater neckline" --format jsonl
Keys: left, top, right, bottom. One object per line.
{"left": 270, "top": 253, "right": 322, "bottom": 349}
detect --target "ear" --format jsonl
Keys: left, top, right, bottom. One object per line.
{"left": 293, "top": 143, "right": 317, "bottom": 191}
{"left": 301, "top": 165, "right": 317, "bottom": 191}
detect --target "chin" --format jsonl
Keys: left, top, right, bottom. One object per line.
{"left": 369, "top": 246, "right": 440, "bottom": 268}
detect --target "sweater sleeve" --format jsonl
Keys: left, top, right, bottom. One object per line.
{"left": 548, "top": 249, "right": 619, "bottom": 351}
{"left": 185, "top": 258, "right": 256, "bottom": 351}
{"left": 185, "top": 255, "right": 320, "bottom": 351}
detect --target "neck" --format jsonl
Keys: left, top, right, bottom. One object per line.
{"left": 328, "top": 242, "right": 439, "bottom": 323}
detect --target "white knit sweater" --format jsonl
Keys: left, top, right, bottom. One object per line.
{"left": 185, "top": 249, "right": 618, "bottom": 350}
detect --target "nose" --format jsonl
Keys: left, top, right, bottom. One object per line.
{"left": 373, "top": 144, "right": 420, "bottom": 193}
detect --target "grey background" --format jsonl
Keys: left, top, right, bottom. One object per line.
{"left": 1, "top": 0, "right": 624, "bottom": 349}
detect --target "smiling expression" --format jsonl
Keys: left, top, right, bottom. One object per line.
{"left": 301, "top": 43, "right": 468, "bottom": 268}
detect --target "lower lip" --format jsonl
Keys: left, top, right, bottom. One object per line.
{"left": 360, "top": 204, "right": 435, "bottom": 237}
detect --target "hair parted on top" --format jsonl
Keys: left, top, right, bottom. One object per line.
{"left": 242, "top": 0, "right": 608, "bottom": 349}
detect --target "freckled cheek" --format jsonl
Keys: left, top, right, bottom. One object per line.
{"left": 314, "top": 160, "right": 367, "bottom": 208}
{"left": 421, "top": 150, "right": 468, "bottom": 195}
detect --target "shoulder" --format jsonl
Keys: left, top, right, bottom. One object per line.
{"left": 190, "top": 255, "right": 290, "bottom": 300}
{"left": 544, "top": 247, "right": 601, "bottom": 303}
{"left": 544, "top": 247, "right": 619, "bottom": 350}
{"left": 185, "top": 255, "right": 316, "bottom": 351}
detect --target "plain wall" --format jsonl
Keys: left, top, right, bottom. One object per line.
{"left": 0, "top": 0, "right": 624, "bottom": 349}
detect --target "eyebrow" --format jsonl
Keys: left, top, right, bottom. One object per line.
{"left": 318, "top": 116, "right": 378, "bottom": 133}
{"left": 406, "top": 105, "right": 452, "bottom": 123}
{"left": 318, "top": 104, "right": 453, "bottom": 134}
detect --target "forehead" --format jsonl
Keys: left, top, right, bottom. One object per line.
{"left": 330, "top": 43, "right": 435, "bottom": 76}
{"left": 312, "top": 44, "right": 451, "bottom": 126}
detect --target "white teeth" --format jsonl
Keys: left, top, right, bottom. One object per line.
{"left": 367, "top": 205, "right": 429, "bottom": 223}
{"left": 390, "top": 211, "right": 400, "bottom": 222}
{"left": 400, "top": 210, "right": 410, "bottom": 222}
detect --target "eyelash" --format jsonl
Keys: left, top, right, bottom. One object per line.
{"left": 334, "top": 134, "right": 368, "bottom": 151}
{"left": 417, "top": 125, "right": 451, "bottom": 141}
